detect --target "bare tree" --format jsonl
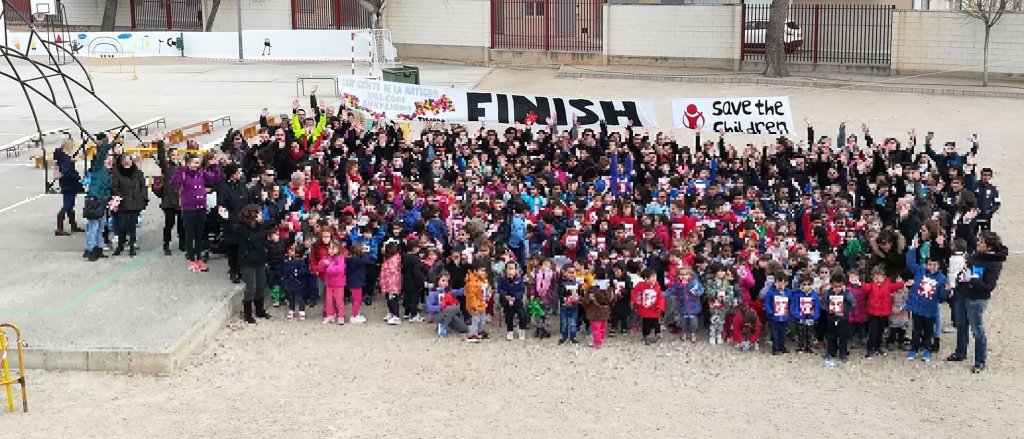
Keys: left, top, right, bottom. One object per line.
{"left": 357, "top": 0, "right": 388, "bottom": 28}
{"left": 952, "top": 0, "right": 1023, "bottom": 86}
{"left": 205, "top": 0, "right": 222, "bottom": 32}
{"left": 101, "top": 0, "right": 118, "bottom": 30}
{"left": 763, "top": 0, "right": 790, "bottom": 78}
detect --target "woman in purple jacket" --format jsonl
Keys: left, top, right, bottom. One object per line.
{"left": 169, "top": 153, "right": 221, "bottom": 272}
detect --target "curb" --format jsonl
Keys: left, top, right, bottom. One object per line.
{"left": 21, "top": 285, "right": 243, "bottom": 375}
{"left": 555, "top": 67, "right": 1024, "bottom": 100}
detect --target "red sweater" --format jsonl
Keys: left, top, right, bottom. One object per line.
{"left": 862, "top": 280, "right": 903, "bottom": 317}
{"left": 631, "top": 281, "right": 665, "bottom": 319}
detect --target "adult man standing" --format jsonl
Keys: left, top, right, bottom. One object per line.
{"left": 948, "top": 231, "right": 1006, "bottom": 373}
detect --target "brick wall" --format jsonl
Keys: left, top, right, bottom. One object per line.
{"left": 383, "top": 0, "right": 489, "bottom": 48}
{"left": 892, "top": 11, "right": 1024, "bottom": 76}
{"left": 606, "top": 4, "right": 739, "bottom": 66}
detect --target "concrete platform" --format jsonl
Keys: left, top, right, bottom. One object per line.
{"left": 0, "top": 161, "right": 241, "bottom": 374}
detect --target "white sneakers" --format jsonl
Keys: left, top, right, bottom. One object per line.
{"left": 383, "top": 313, "right": 393, "bottom": 322}
{"left": 323, "top": 316, "right": 335, "bottom": 325}
{"left": 298, "top": 311, "right": 306, "bottom": 321}
{"left": 409, "top": 315, "right": 425, "bottom": 323}
{"left": 506, "top": 331, "right": 515, "bottom": 341}
{"left": 517, "top": 329, "right": 526, "bottom": 340}
{"left": 715, "top": 335, "right": 723, "bottom": 345}
{"left": 387, "top": 316, "right": 401, "bottom": 325}
{"left": 351, "top": 315, "right": 366, "bottom": 324}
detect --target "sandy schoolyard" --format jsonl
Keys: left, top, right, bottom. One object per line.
{"left": 4, "top": 65, "right": 1024, "bottom": 438}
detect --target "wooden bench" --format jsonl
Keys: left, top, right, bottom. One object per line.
{"left": 210, "top": 114, "right": 232, "bottom": 126}
{"left": 240, "top": 122, "right": 259, "bottom": 140}
{"left": 166, "top": 120, "right": 212, "bottom": 146}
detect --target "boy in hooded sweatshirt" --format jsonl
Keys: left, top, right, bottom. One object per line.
{"left": 631, "top": 269, "right": 665, "bottom": 345}
{"left": 904, "top": 247, "right": 949, "bottom": 362}
{"left": 791, "top": 276, "right": 820, "bottom": 354}
{"left": 669, "top": 267, "right": 703, "bottom": 343}
{"left": 764, "top": 274, "right": 794, "bottom": 355}
{"left": 823, "top": 274, "right": 857, "bottom": 363}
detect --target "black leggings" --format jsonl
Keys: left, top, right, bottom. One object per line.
{"left": 642, "top": 317, "right": 660, "bottom": 337}
{"left": 162, "top": 208, "right": 182, "bottom": 245}
{"left": 181, "top": 209, "right": 206, "bottom": 261}
{"left": 116, "top": 210, "right": 140, "bottom": 248}
{"left": 910, "top": 314, "right": 936, "bottom": 352}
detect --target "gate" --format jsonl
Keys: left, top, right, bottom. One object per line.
{"left": 130, "top": 0, "right": 204, "bottom": 31}
{"left": 490, "top": 0, "right": 605, "bottom": 52}
{"left": 740, "top": 4, "right": 894, "bottom": 66}
{"left": 291, "top": 0, "right": 372, "bottom": 30}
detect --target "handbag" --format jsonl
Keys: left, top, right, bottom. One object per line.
{"left": 82, "top": 196, "right": 106, "bottom": 220}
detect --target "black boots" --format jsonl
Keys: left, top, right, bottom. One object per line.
{"left": 112, "top": 244, "right": 124, "bottom": 256}
{"left": 88, "top": 247, "right": 100, "bottom": 261}
{"left": 68, "top": 211, "right": 85, "bottom": 233}
{"left": 254, "top": 298, "right": 271, "bottom": 319}
{"left": 230, "top": 272, "right": 242, "bottom": 284}
{"left": 243, "top": 301, "right": 256, "bottom": 324}
{"left": 55, "top": 212, "right": 70, "bottom": 236}
{"left": 163, "top": 242, "right": 172, "bottom": 256}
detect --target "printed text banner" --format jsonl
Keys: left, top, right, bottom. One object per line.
{"left": 338, "top": 77, "right": 659, "bottom": 127}
{"left": 671, "top": 97, "right": 794, "bottom": 135}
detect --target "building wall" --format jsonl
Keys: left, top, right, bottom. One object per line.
{"left": 606, "top": 4, "right": 739, "bottom": 69}
{"left": 892, "top": 11, "right": 1024, "bottom": 76}
{"left": 381, "top": 0, "right": 490, "bottom": 62}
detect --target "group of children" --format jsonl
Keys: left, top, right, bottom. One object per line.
{"left": 159, "top": 95, "right": 1003, "bottom": 371}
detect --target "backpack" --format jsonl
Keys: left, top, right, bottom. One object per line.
{"left": 151, "top": 175, "right": 164, "bottom": 198}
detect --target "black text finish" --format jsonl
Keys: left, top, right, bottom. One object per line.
{"left": 711, "top": 99, "right": 789, "bottom": 135}
{"left": 466, "top": 93, "right": 647, "bottom": 127}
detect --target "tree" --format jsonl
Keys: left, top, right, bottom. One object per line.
{"left": 357, "top": 0, "right": 388, "bottom": 28}
{"left": 205, "top": 0, "right": 222, "bottom": 32}
{"left": 763, "top": 0, "right": 790, "bottom": 78}
{"left": 952, "top": 0, "right": 1022, "bottom": 86}
{"left": 101, "top": 0, "right": 118, "bottom": 31}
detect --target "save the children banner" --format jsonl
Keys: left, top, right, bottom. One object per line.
{"left": 671, "top": 97, "right": 794, "bottom": 135}
{"left": 338, "top": 76, "right": 659, "bottom": 127}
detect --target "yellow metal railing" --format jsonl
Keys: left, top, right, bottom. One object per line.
{"left": 0, "top": 323, "right": 28, "bottom": 413}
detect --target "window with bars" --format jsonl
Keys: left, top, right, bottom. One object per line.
{"left": 130, "top": 0, "right": 203, "bottom": 31}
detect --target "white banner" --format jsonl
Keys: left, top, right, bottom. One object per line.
{"left": 672, "top": 97, "right": 794, "bottom": 135}
{"left": 337, "top": 77, "right": 659, "bottom": 127}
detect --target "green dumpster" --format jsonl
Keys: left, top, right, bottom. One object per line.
{"left": 382, "top": 65, "right": 419, "bottom": 85}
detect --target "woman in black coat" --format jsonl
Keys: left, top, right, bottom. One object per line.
{"left": 110, "top": 154, "right": 148, "bottom": 256}
{"left": 219, "top": 204, "right": 273, "bottom": 324}
{"left": 53, "top": 139, "right": 85, "bottom": 236}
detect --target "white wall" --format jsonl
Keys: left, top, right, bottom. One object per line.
{"left": 893, "top": 11, "right": 1024, "bottom": 75}
{"left": 606, "top": 5, "right": 738, "bottom": 63}
{"left": 383, "top": 0, "right": 489, "bottom": 48}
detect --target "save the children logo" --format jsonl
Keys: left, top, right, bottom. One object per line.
{"left": 681, "top": 104, "right": 705, "bottom": 130}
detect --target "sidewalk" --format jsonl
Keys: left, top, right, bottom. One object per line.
{"left": 556, "top": 65, "right": 1024, "bottom": 99}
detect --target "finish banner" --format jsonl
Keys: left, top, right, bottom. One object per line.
{"left": 338, "top": 76, "right": 659, "bottom": 127}
{"left": 672, "top": 97, "right": 794, "bottom": 135}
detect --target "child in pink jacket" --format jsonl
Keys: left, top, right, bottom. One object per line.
{"left": 320, "top": 241, "right": 347, "bottom": 325}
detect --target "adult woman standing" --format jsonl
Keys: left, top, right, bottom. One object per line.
{"left": 155, "top": 131, "right": 184, "bottom": 256}
{"left": 110, "top": 154, "right": 148, "bottom": 257}
{"left": 948, "top": 231, "right": 1005, "bottom": 373}
{"left": 53, "top": 138, "right": 85, "bottom": 236}
{"left": 83, "top": 134, "right": 115, "bottom": 261}
{"left": 219, "top": 204, "right": 273, "bottom": 324}
{"left": 169, "top": 152, "right": 221, "bottom": 272}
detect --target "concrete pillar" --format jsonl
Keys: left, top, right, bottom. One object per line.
{"left": 732, "top": 4, "right": 742, "bottom": 71}
{"left": 484, "top": 0, "right": 491, "bottom": 64}
{"left": 889, "top": 10, "right": 901, "bottom": 76}
{"left": 602, "top": 3, "right": 610, "bottom": 66}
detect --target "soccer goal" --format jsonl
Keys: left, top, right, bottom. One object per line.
{"left": 349, "top": 28, "right": 400, "bottom": 79}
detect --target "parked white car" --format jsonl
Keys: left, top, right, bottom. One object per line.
{"left": 743, "top": 20, "right": 803, "bottom": 53}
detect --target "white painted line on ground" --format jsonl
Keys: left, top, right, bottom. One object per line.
{"left": 0, "top": 193, "right": 46, "bottom": 213}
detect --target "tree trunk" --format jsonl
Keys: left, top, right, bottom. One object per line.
{"left": 101, "top": 0, "right": 119, "bottom": 31}
{"left": 982, "top": 24, "right": 991, "bottom": 87}
{"left": 205, "top": 0, "right": 222, "bottom": 32}
{"left": 763, "top": 0, "right": 790, "bottom": 78}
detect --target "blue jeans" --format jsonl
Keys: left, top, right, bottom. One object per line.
{"left": 770, "top": 320, "right": 788, "bottom": 352}
{"left": 559, "top": 307, "right": 578, "bottom": 340}
{"left": 85, "top": 212, "right": 106, "bottom": 251}
{"left": 60, "top": 192, "right": 76, "bottom": 213}
{"left": 955, "top": 297, "right": 988, "bottom": 365}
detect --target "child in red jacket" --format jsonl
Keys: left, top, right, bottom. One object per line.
{"left": 860, "top": 267, "right": 903, "bottom": 357}
{"left": 631, "top": 268, "right": 665, "bottom": 345}
{"left": 730, "top": 302, "right": 762, "bottom": 352}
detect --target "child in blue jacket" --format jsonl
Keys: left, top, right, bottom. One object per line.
{"left": 791, "top": 276, "right": 820, "bottom": 354}
{"left": 669, "top": 268, "right": 703, "bottom": 343}
{"left": 497, "top": 262, "right": 529, "bottom": 340}
{"left": 281, "top": 244, "right": 311, "bottom": 320}
{"left": 905, "top": 247, "right": 949, "bottom": 362}
{"left": 763, "top": 275, "right": 794, "bottom": 355}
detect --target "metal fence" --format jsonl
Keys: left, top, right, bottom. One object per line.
{"left": 740, "top": 4, "right": 894, "bottom": 66}
{"left": 130, "top": 0, "right": 204, "bottom": 31}
{"left": 491, "top": 0, "right": 605, "bottom": 52}
{"left": 3, "top": 0, "right": 30, "bottom": 24}
{"left": 291, "top": 0, "right": 373, "bottom": 30}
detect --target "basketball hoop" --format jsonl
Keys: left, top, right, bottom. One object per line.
{"left": 32, "top": 12, "right": 47, "bottom": 23}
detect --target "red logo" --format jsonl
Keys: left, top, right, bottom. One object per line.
{"left": 681, "top": 104, "right": 705, "bottom": 130}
